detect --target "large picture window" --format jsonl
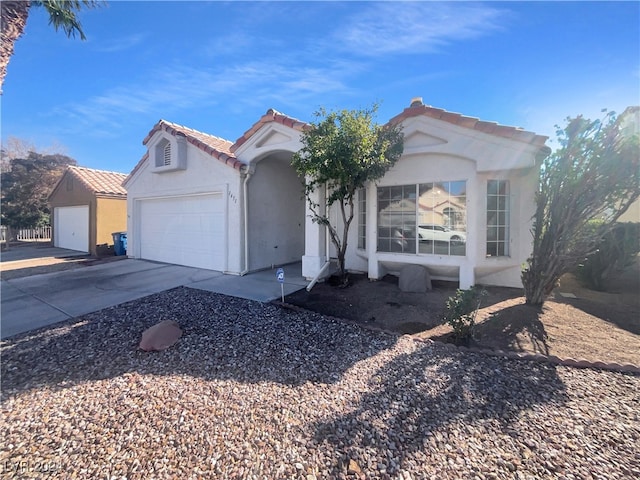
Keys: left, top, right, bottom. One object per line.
{"left": 377, "top": 181, "right": 467, "bottom": 256}
{"left": 486, "top": 180, "right": 510, "bottom": 257}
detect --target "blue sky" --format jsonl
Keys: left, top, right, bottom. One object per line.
{"left": 1, "top": 1, "right": 638, "bottom": 174}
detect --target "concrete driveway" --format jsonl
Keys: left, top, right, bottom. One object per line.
{"left": 1, "top": 255, "right": 308, "bottom": 339}
{"left": 0, "top": 244, "right": 88, "bottom": 263}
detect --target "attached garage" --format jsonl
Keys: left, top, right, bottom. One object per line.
{"left": 54, "top": 205, "right": 89, "bottom": 252}
{"left": 123, "top": 115, "right": 306, "bottom": 275}
{"left": 138, "top": 194, "right": 226, "bottom": 271}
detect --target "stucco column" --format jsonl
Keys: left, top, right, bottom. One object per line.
{"left": 459, "top": 265, "right": 475, "bottom": 289}
{"left": 459, "top": 176, "right": 478, "bottom": 289}
{"left": 366, "top": 182, "right": 383, "bottom": 279}
{"left": 302, "top": 182, "right": 327, "bottom": 280}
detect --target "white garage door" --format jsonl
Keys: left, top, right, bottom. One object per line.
{"left": 139, "top": 193, "right": 226, "bottom": 271}
{"left": 54, "top": 205, "right": 89, "bottom": 252}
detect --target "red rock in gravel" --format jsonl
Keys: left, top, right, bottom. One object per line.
{"left": 139, "top": 320, "right": 182, "bottom": 351}
{"left": 347, "top": 459, "right": 362, "bottom": 475}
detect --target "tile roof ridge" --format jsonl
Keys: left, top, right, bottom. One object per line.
{"left": 68, "top": 165, "right": 128, "bottom": 176}
{"left": 264, "top": 108, "right": 302, "bottom": 121}
{"left": 157, "top": 119, "right": 233, "bottom": 145}
{"left": 389, "top": 100, "right": 548, "bottom": 147}
{"left": 231, "top": 108, "right": 308, "bottom": 152}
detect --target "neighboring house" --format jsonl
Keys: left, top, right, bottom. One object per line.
{"left": 49, "top": 166, "right": 128, "bottom": 254}
{"left": 124, "top": 98, "right": 550, "bottom": 288}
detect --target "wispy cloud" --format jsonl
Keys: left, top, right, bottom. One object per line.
{"left": 335, "top": 2, "right": 508, "bottom": 56}
{"left": 94, "top": 33, "right": 147, "bottom": 53}
{"left": 49, "top": 58, "right": 358, "bottom": 136}
{"left": 47, "top": 3, "right": 506, "bottom": 138}
{"left": 198, "top": 32, "right": 256, "bottom": 58}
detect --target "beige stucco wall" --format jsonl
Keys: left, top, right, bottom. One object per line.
{"left": 618, "top": 198, "right": 640, "bottom": 223}
{"left": 96, "top": 197, "right": 128, "bottom": 247}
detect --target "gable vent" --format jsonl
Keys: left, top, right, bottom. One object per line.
{"left": 163, "top": 142, "right": 171, "bottom": 166}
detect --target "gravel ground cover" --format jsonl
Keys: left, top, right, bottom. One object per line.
{"left": 1, "top": 287, "right": 639, "bottom": 479}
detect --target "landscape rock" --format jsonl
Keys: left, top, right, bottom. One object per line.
{"left": 348, "top": 459, "right": 362, "bottom": 474}
{"left": 399, "top": 264, "right": 432, "bottom": 292}
{"left": 139, "top": 320, "right": 182, "bottom": 351}
{"left": 1, "top": 287, "right": 638, "bottom": 479}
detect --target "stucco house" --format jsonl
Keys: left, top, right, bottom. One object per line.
{"left": 124, "top": 98, "right": 550, "bottom": 288}
{"left": 49, "top": 166, "right": 128, "bottom": 254}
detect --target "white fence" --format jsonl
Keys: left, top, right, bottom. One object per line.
{"left": 0, "top": 226, "right": 52, "bottom": 242}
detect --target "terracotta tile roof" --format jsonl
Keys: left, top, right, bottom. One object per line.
{"left": 144, "top": 119, "right": 242, "bottom": 169}
{"left": 125, "top": 119, "right": 243, "bottom": 186}
{"left": 389, "top": 99, "right": 549, "bottom": 147}
{"left": 125, "top": 102, "right": 549, "bottom": 186}
{"left": 67, "top": 166, "right": 127, "bottom": 196}
{"left": 231, "top": 108, "right": 308, "bottom": 153}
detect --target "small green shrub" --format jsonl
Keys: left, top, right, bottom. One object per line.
{"left": 444, "top": 286, "right": 488, "bottom": 340}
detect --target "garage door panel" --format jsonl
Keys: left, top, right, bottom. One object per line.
{"left": 55, "top": 206, "right": 89, "bottom": 253}
{"left": 139, "top": 194, "right": 225, "bottom": 271}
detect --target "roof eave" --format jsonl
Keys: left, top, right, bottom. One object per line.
{"left": 230, "top": 108, "right": 308, "bottom": 153}
{"left": 389, "top": 105, "right": 548, "bottom": 147}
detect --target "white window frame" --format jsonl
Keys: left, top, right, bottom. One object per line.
{"left": 486, "top": 179, "right": 510, "bottom": 257}
{"left": 376, "top": 181, "right": 467, "bottom": 256}
{"left": 357, "top": 187, "right": 366, "bottom": 250}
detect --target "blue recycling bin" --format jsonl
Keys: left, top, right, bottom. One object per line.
{"left": 112, "top": 232, "right": 127, "bottom": 256}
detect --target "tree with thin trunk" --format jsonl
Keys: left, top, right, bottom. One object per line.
{"left": 292, "top": 104, "right": 404, "bottom": 285}
{"left": 1, "top": 0, "right": 103, "bottom": 91}
{"left": 1, "top": 150, "right": 77, "bottom": 230}
{"left": 521, "top": 108, "right": 640, "bottom": 306}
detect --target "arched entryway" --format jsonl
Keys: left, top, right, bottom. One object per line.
{"left": 246, "top": 151, "right": 305, "bottom": 271}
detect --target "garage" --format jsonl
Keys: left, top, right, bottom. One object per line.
{"left": 124, "top": 118, "right": 304, "bottom": 275}
{"left": 53, "top": 205, "right": 90, "bottom": 252}
{"left": 138, "top": 193, "right": 226, "bottom": 271}
{"left": 49, "top": 166, "right": 128, "bottom": 256}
